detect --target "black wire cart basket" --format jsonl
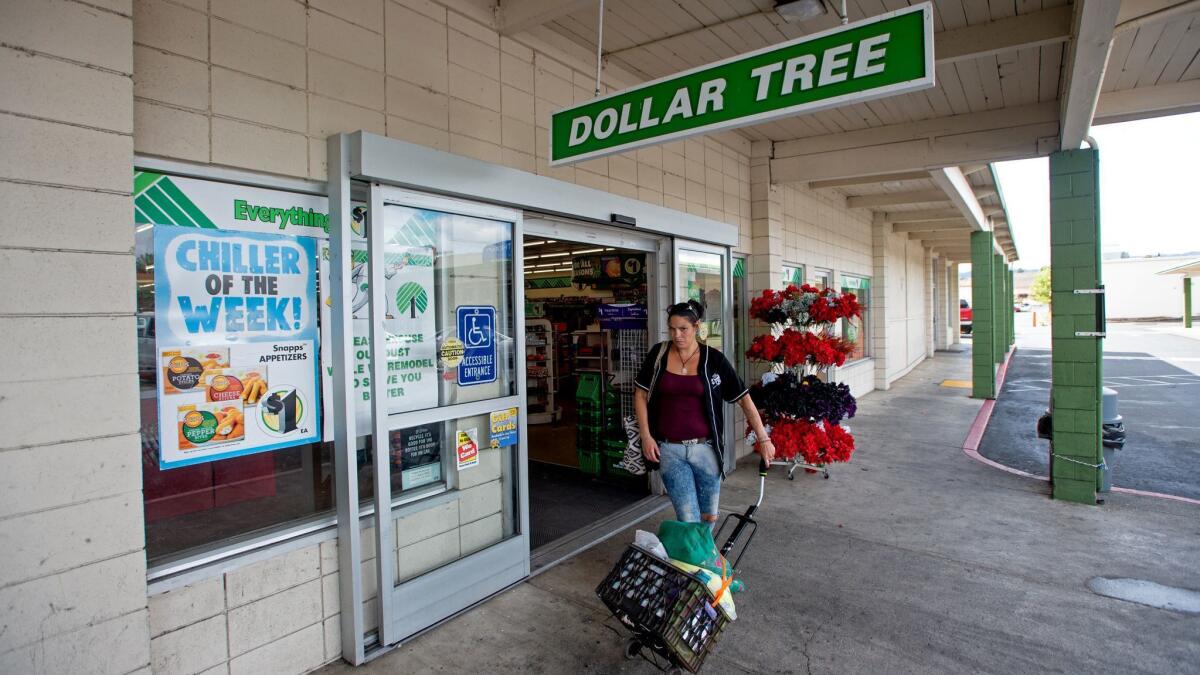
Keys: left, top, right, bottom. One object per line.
{"left": 596, "top": 459, "right": 770, "bottom": 673}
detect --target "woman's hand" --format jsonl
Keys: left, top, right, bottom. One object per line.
{"left": 641, "top": 434, "right": 660, "bottom": 462}
{"left": 757, "top": 438, "right": 775, "bottom": 465}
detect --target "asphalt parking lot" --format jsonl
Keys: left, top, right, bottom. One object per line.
{"left": 979, "top": 317, "right": 1200, "bottom": 500}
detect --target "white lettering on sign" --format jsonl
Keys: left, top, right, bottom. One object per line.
{"left": 854, "top": 33, "right": 891, "bottom": 78}
{"left": 567, "top": 79, "right": 728, "bottom": 147}
{"left": 662, "top": 87, "right": 694, "bottom": 124}
{"left": 697, "top": 79, "right": 726, "bottom": 115}
{"left": 748, "top": 37, "right": 892, "bottom": 101}
{"left": 781, "top": 55, "right": 816, "bottom": 95}
{"left": 818, "top": 43, "right": 854, "bottom": 86}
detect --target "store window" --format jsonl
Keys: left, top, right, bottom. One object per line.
{"left": 841, "top": 275, "right": 870, "bottom": 362}
{"left": 679, "top": 249, "right": 724, "bottom": 351}
{"left": 134, "top": 172, "right": 520, "bottom": 568}
{"left": 134, "top": 171, "right": 336, "bottom": 567}
{"left": 809, "top": 267, "right": 832, "bottom": 290}
{"left": 781, "top": 262, "right": 804, "bottom": 289}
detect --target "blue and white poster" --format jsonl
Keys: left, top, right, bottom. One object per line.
{"left": 154, "top": 225, "right": 320, "bottom": 469}
{"left": 456, "top": 305, "right": 497, "bottom": 385}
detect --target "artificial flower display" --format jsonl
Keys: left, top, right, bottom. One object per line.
{"left": 746, "top": 283, "right": 862, "bottom": 467}
{"left": 749, "top": 283, "right": 862, "bottom": 326}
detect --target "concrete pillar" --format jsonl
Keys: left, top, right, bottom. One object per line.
{"left": 933, "top": 257, "right": 949, "bottom": 351}
{"left": 747, "top": 140, "right": 783, "bottom": 393}
{"left": 993, "top": 253, "right": 1007, "bottom": 363}
{"left": 871, "top": 216, "right": 893, "bottom": 390}
{"left": 1185, "top": 277, "right": 1193, "bottom": 328}
{"left": 925, "top": 248, "right": 936, "bottom": 357}
{"left": 1009, "top": 266, "right": 1016, "bottom": 346}
{"left": 971, "top": 232, "right": 996, "bottom": 398}
{"left": 1049, "top": 149, "right": 1104, "bottom": 505}
{"left": 0, "top": 1, "right": 150, "bottom": 671}
{"left": 748, "top": 141, "right": 782, "bottom": 297}
{"left": 950, "top": 266, "right": 962, "bottom": 345}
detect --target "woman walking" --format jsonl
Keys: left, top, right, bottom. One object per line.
{"left": 633, "top": 300, "right": 774, "bottom": 526}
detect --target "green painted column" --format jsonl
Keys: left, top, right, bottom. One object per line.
{"left": 1008, "top": 267, "right": 1016, "bottom": 347}
{"left": 1185, "top": 277, "right": 1193, "bottom": 328}
{"left": 1049, "top": 149, "right": 1104, "bottom": 505}
{"left": 993, "top": 253, "right": 1006, "bottom": 364}
{"left": 971, "top": 231, "right": 996, "bottom": 398}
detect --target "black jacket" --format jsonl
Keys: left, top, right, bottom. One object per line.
{"left": 634, "top": 341, "right": 749, "bottom": 477}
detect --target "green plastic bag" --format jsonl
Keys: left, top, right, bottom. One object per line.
{"left": 656, "top": 520, "right": 723, "bottom": 572}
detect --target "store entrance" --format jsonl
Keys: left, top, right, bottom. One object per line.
{"left": 522, "top": 230, "right": 658, "bottom": 551}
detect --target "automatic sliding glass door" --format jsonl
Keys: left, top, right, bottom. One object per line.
{"left": 331, "top": 185, "right": 528, "bottom": 661}
{"left": 672, "top": 241, "right": 737, "bottom": 475}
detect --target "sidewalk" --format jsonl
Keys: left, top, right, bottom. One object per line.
{"left": 322, "top": 350, "right": 1200, "bottom": 674}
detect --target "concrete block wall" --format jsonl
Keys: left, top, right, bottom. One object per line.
{"left": 777, "top": 183, "right": 875, "bottom": 396}
{"left": 129, "top": 0, "right": 749, "bottom": 666}
{"left": 0, "top": 1, "right": 151, "bottom": 673}
{"left": 147, "top": 419, "right": 508, "bottom": 673}
{"left": 867, "top": 221, "right": 934, "bottom": 390}
{"left": 970, "top": 231, "right": 997, "bottom": 398}
{"left": 130, "top": 0, "right": 751, "bottom": 240}
{"left": 1048, "top": 149, "right": 1104, "bottom": 504}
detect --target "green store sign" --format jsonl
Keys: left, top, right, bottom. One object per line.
{"left": 550, "top": 3, "right": 933, "bottom": 165}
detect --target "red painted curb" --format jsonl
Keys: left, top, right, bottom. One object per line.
{"left": 958, "top": 347, "right": 1200, "bottom": 506}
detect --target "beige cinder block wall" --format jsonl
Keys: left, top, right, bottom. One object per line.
{"left": 0, "top": 0, "right": 151, "bottom": 673}
{"left": 130, "top": 0, "right": 756, "bottom": 670}
{"left": 0, "top": 0, "right": 934, "bottom": 671}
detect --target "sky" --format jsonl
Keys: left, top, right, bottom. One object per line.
{"left": 993, "top": 111, "right": 1200, "bottom": 270}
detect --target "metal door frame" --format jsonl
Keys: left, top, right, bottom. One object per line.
{"left": 330, "top": 171, "right": 528, "bottom": 662}
{"left": 671, "top": 239, "right": 736, "bottom": 474}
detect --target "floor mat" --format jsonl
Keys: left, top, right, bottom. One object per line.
{"left": 528, "top": 462, "right": 648, "bottom": 550}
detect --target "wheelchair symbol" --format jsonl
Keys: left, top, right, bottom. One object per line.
{"left": 464, "top": 313, "right": 492, "bottom": 347}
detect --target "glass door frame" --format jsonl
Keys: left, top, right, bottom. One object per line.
{"left": 331, "top": 183, "right": 529, "bottom": 662}
{"left": 671, "top": 239, "right": 737, "bottom": 475}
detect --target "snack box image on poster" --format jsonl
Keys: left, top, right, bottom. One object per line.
{"left": 201, "top": 366, "right": 269, "bottom": 404}
{"left": 162, "top": 347, "right": 229, "bottom": 394}
{"left": 177, "top": 401, "right": 245, "bottom": 449}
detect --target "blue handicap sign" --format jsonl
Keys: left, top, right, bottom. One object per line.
{"left": 457, "top": 305, "right": 496, "bottom": 386}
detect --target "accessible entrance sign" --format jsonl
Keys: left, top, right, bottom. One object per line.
{"left": 550, "top": 3, "right": 933, "bottom": 165}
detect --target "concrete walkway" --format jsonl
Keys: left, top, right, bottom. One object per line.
{"left": 322, "top": 350, "right": 1200, "bottom": 674}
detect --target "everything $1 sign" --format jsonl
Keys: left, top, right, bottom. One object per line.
{"left": 550, "top": 3, "right": 933, "bottom": 165}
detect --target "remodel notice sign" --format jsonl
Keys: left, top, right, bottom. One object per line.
{"left": 550, "top": 3, "right": 933, "bottom": 164}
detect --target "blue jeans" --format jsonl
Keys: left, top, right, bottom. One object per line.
{"left": 659, "top": 440, "right": 721, "bottom": 524}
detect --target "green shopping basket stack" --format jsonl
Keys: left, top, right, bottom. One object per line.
{"left": 577, "top": 374, "right": 624, "bottom": 476}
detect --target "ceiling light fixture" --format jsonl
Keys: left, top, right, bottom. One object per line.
{"left": 775, "top": 0, "right": 827, "bottom": 23}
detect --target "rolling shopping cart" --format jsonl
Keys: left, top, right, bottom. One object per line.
{"left": 596, "top": 459, "right": 771, "bottom": 674}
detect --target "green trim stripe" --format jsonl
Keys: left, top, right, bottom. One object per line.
{"left": 133, "top": 171, "right": 162, "bottom": 196}
{"left": 389, "top": 210, "right": 437, "bottom": 248}
{"left": 134, "top": 194, "right": 171, "bottom": 225}
{"left": 157, "top": 178, "right": 217, "bottom": 228}
{"left": 132, "top": 172, "right": 217, "bottom": 228}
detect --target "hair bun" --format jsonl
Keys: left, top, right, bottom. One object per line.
{"left": 687, "top": 299, "right": 705, "bottom": 320}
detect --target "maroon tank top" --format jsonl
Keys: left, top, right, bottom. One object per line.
{"left": 655, "top": 370, "right": 710, "bottom": 441}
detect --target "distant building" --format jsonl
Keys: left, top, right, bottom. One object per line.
{"left": 1104, "top": 253, "right": 1199, "bottom": 320}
